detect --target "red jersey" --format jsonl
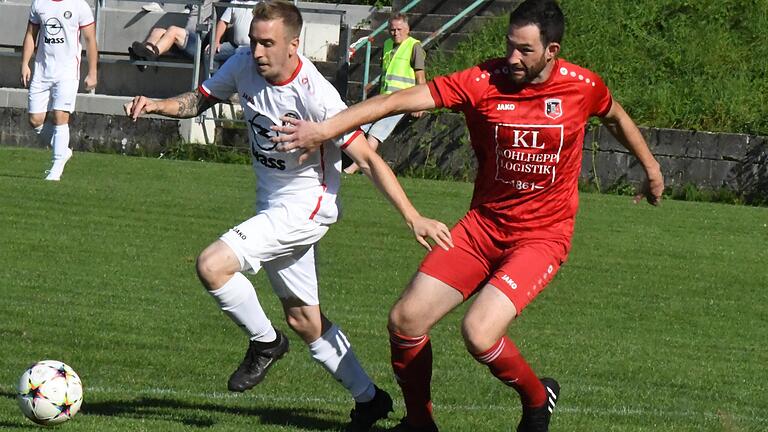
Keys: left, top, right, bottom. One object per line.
{"left": 428, "top": 58, "right": 613, "bottom": 239}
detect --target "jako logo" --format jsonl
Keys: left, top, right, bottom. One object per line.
{"left": 497, "top": 103, "right": 516, "bottom": 111}
{"left": 501, "top": 274, "right": 517, "bottom": 289}
{"left": 232, "top": 228, "right": 247, "bottom": 240}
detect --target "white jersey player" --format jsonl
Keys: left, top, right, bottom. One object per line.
{"left": 201, "top": 49, "right": 348, "bottom": 227}
{"left": 124, "top": 2, "right": 452, "bottom": 431}
{"left": 21, "top": 0, "right": 98, "bottom": 181}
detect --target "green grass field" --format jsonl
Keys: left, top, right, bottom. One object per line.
{"left": 1, "top": 147, "right": 766, "bottom": 431}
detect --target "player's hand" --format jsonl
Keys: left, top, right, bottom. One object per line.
{"left": 634, "top": 164, "right": 664, "bottom": 206}
{"left": 21, "top": 65, "right": 32, "bottom": 88}
{"left": 123, "top": 95, "right": 156, "bottom": 121}
{"left": 84, "top": 73, "right": 97, "bottom": 92}
{"left": 271, "top": 116, "right": 327, "bottom": 164}
{"left": 407, "top": 216, "right": 453, "bottom": 251}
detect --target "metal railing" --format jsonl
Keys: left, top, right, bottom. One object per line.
{"left": 347, "top": 0, "right": 424, "bottom": 101}
{"left": 351, "top": 0, "right": 491, "bottom": 101}
{"left": 94, "top": 0, "right": 209, "bottom": 91}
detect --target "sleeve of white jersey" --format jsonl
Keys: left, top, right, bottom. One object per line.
{"left": 221, "top": 7, "right": 233, "bottom": 24}
{"left": 78, "top": 0, "right": 95, "bottom": 27}
{"left": 200, "top": 55, "right": 238, "bottom": 100}
{"left": 28, "top": 1, "right": 40, "bottom": 25}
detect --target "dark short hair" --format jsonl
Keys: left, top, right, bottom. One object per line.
{"left": 252, "top": 1, "right": 303, "bottom": 39}
{"left": 389, "top": 12, "right": 409, "bottom": 27}
{"left": 509, "top": 0, "right": 564, "bottom": 45}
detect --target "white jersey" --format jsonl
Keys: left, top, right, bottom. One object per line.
{"left": 221, "top": 0, "right": 259, "bottom": 47}
{"left": 200, "top": 51, "right": 360, "bottom": 225}
{"left": 28, "top": 0, "right": 94, "bottom": 82}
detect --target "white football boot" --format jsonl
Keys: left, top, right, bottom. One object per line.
{"left": 44, "top": 147, "right": 73, "bottom": 181}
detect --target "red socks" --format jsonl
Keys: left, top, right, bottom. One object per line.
{"left": 390, "top": 331, "right": 434, "bottom": 426}
{"left": 473, "top": 336, "right": 546, "bottom": 408}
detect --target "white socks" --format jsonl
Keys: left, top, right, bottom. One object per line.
{"left": 51, "top": 124, "right": 70, "bottom": 159}
{"left": 309, "top": 324, "right": 376, "bottom": 402}
{"left": 44, "top": 125, "right": 73, "bottom": 181}
{"left": 208, "top": 272, "right": 277, "bottom": 342}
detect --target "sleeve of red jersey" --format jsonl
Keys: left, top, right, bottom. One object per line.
{"left": 427, "top": 65, "right": 480, "bottom": 111}
{"left": 589, "top": 73, "right": 613, "bottom": 117}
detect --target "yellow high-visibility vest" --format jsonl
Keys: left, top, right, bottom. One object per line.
{"left": 380, "top": 36, "right": 420, "bottom": 94}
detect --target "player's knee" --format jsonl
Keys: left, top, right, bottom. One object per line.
{"left": 388, "top": 302, "right": 429, "bottom": 336}
{"left": 284, "top": 313, "right": 316, "bottom": 339}
{"left": 195, "top": 250, "right": 226, "bottom": 290}
{"left": 460, "top": 318, "right": 498, "bottom": 354}
{"left": 51, "top": 111, "right": 69, "bottom": 125}
{"left": 28, "top": 116, "right": 44, "bottom": 130}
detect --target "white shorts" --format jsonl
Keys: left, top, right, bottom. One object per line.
{"left": 362, "top": 113, "right": 405, "bottom": 143}
{"left": 28, "top": 79, "right": 79, "bottom": 114}
{"left": 220, "top": 203, "right": 330, "bottom": 306}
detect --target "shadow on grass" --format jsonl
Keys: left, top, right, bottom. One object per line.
{"left": 0, "top": 390, "right": 389, "bottom": 431}
{"left": 0, "top": 420, "right": 39, "bottom": 430}
{"left": 0, "top": 173, "right": 44, "bottom": 180}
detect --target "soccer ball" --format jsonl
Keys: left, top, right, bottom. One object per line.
{"left": 17, "top": 360, "right": 83, "bottom": 426}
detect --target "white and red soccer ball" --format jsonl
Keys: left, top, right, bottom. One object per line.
{"left": 17, "top": 360, "right": 83, "bottom": 425}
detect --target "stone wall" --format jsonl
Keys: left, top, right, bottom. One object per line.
{"left": 0, "top": 107, "right": 181, "bottom": 155}
{"left": 1, "top": 107, "right": 765, "bottom": 203}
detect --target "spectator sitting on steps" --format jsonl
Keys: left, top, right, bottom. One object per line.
{"left": 129, "top": 0, "right": 217, "bottom": 70}
{"left": 130, "top": 25, "right": 199, "bottom": 66}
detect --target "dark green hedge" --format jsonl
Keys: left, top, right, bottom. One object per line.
{"left": 428, "top": 0, "right": 768, "bottom": 136}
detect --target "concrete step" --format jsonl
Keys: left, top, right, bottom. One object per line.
{"left": 393, "top": 0, "right": 520, "bottom": 16}
{"left": 314, "top": 60, "right": 378, "bottom": 84}
{"left": 369, "top": 10, "right": 500, "bottom": 34}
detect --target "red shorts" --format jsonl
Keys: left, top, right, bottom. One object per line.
{"left": 419, "top": 209, "right": 571, "bottom": 314}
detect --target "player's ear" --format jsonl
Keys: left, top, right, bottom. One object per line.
{"left": 545, "top": 42, "right": 560, "bottom": 61}
{"left": 289, "top": 36, "right": 300, "bottom": 56}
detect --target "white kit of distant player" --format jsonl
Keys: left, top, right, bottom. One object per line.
{"left": 26, "top": 0, "right": 95, "bottom": 180}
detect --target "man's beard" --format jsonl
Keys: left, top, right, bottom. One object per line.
{"left": 509, "top": 55, "right": 548, "bottom": 84}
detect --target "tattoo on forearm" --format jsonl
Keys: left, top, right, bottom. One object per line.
{"left": 170, "top": 90, "right": 214, "bottom": 118}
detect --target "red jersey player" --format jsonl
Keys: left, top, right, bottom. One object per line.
{"left": 272, "top": 1, "right": 664, "bottom": 431}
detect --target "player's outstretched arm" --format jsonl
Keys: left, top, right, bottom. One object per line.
{"left": 600, "top": 98, "right": 664, "bottom": 205}
{"left": 344, "top": 134, "right": 453, "bottom": 251}
{"left": 81, "top": 23, "right": 98, "bottom": 91}
{"left": 20, "top": 23, "right": 39, "bottom": 88}
{"left": 124, "top": 89, "right": 217, "bottom": 121}
{"left": 271, "top": 84, "right": 436, "bottom": 163}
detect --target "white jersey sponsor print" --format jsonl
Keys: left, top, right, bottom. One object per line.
{"left": 201, "top": 51, "right": 358, "bottom": 224}
{"left": 29, "top": 0, "right": 94, "bottom": 82}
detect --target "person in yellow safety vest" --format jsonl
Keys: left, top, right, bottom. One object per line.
{"left": 344, "top": 12, "right": 426, "bottom": 174}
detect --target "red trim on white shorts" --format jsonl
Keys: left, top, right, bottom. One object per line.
{"left": 309, "top": 145, "right": 327, "bottom": 220}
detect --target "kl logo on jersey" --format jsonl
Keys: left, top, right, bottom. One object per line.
{"left": 544, "top": 98, "right": 562, "bottom": 120}
{"left": 494, "top": 124, "right": 563, "bottom": 191}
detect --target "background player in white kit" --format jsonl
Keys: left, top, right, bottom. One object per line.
{"left": 21, "top": 0, "right": 98, "bottom": 181}
{"left": 124, "top": 2, "right": 452, "bottom": 430}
